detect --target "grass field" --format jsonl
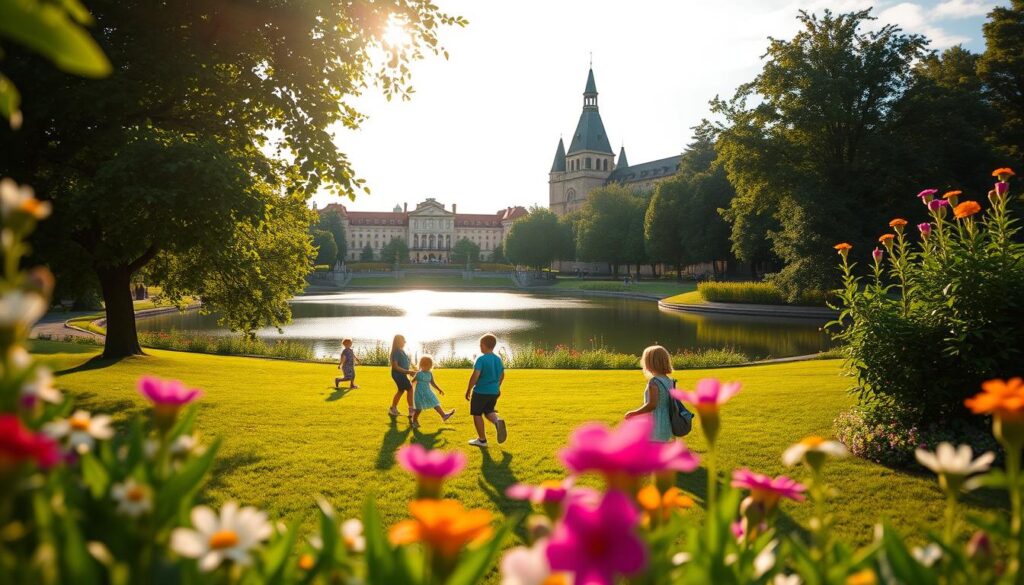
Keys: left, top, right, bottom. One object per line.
{"left": 350, "top": 275, "right": 512, "bottom": 287}
{"left": 551, "top": 278, "right": 698, "bottom": 298}
{"left": 32, "top": 340, "right": 1001, "bottom": 550}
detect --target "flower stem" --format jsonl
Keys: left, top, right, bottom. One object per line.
{"left": 1006, "top": 443, "right": 1022, "bottom": 577}
{"left": 943, "top": 491, "right": 957, "bottom": 547}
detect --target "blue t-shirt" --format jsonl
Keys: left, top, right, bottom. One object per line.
{"left": 391, "top": 349, "right": 410, "bottom": 371}
{"left": 473, "top": 352, "right": 504, "bottom": 395}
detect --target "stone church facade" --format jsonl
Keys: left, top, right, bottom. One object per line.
{"left": 549, "top": 68, "right": 682, "bottom": 216}
{"left": 319, "top": 198, "right": 527, "bottom": 263}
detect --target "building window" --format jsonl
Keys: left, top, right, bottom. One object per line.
{"left": 585, "top": 158, "right": 592, "bottom": 169}
{"left": 603, "top": 159, "right": 608, "bottom": 171}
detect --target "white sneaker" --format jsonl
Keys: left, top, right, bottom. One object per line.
{"left": 468, "top": 438, "right": 488, "bottom": 447}
{"left": 495, "top": 419, "right": 508, "bottom": 444}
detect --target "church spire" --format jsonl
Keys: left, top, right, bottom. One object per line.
{"left": 551, "top": 137, "right": 566, "bottom": 172}
{"left": 566, "top": 67, "right": 613, "bottom": 156}
{"left": 583, "top": 68, "right": 598, "bottom": 110}
{"left": 617, "top": 145, "right": 629, "bottom": 169}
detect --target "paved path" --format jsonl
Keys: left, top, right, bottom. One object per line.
{"left": 658, "top": 299, "right": 836, "bottom": 320}
{"left": 31, "top": 311, "right": 103, "bottom": 341}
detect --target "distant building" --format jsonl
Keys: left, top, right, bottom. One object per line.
{"left": 549, "top": 68, "right": 682, "bottom": 216}
{"left": 319, "top": 198, "right": 527, "bottom": 262}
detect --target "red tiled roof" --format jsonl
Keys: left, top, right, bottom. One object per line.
{"left": 455, "top": 213, "right": 501, "bottom": 227}
{"left": 318, "top": 202, "right": 527, "bottom": 227}
{"left": 499, "top": 206, "right": 528, "bottom": 221}
{"left": 346, "top": 211, "right": 408, "bottom": 226}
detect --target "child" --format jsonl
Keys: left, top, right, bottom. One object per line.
{"left": 464, "top": 333, "right": 507, "bottom": 447}
{"left": 334, "top": 338, "right": 359, "bottom": 389}
{"left": 624, "top": 345, "right": 674, "bottom": 442}
{"left": 388, "top": 334, "right": 416, "bottom": 419}
{"left": 410, "top": 355, "right": 455, "bottom": 428}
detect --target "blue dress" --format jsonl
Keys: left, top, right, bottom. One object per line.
{"left": 649, "top": 375, "right": 673, "bottom": 443}
{"left": 413, "top": 371, "right": 441, "bottom": 409}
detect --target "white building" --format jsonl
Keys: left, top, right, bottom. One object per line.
{"left": 319, "top": 198, "right": 528, "bottom": 262}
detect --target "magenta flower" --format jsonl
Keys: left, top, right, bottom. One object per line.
{"left": 995, "top": 181, "right": 1009, "bottom": 196}
{"left": 731, "top": 468, "right": 806, "bottom": 504}
{"left": 507, "top": 479, "right": 573, "bottom": 504}
{"left": 872, "top": 247, "right": 884, "bottom": 263}
{"left": 917, "top": 188, "right": 938, "bottom": 203}
{"left": 559, "top": 416, "right": 699, "bottom": 488}
{"left": 138, "top": 376, "right": 202, "bottom": 406}
{"left": 397, "top": 444, "right": 466, "bottom": 498}
{"left": 670, "top": 378, "right": 741, "bottom": 412}
{"left": 917, "top": 222, "right": 932, "bottom": 237}
{"left": 546, "top": 490, "right": 646, "bottom": 585}
{"left": 928, "top": 199, "right": 950, "bottom": 211}
{"left": 0, "top": 414, "right": 60, "bottom": 470}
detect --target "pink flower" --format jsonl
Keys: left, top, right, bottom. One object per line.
{"left": 731, "top": 468, "right": 806, "bottom": 504}
{"left": 917, "top": 188, "right": 938, "bottom": 202}
{"left": 928, "top": 199, "right": 949, "bottom": 211}
{"left": 138, "top": 376, "right": 202, "bottom": 406}
{"left": 559, "top": 417, "right": 699, "bottom": 488}
{"left": 507, "top": 479, "right": 573, "bottom": 504}
{"left": 917, "top": 222, "right": 932, "bottom": 237}
{"left": 546, "top": 490, "right": 646, "bottom": 585}
{"left": 670, "top": 378, "right": 741, "bottom": 411}
{"left": 0, "top": 414, "right": 60, "bottom": 470}
{"left": 872, "top": 247, "right": 884, "bottom": 263}
{"left": 995, "top": 181, "right": 1009, "bottom": 196}
{"left": 397, "top": 444, "right": 466, "bottom": 498}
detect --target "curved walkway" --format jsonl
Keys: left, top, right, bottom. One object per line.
{"left": 658, "top": 298, "right": 836, "bottom": 320}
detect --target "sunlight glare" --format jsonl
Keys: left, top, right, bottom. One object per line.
{"left": 382, "top": 15, "right": 412, "bottom": 49}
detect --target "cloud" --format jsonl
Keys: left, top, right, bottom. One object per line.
{"left": 933, "top": 0, "right": 995, "bottom": 19}
{"left": 876, "top": 2, "right": 971, "bottom": 48}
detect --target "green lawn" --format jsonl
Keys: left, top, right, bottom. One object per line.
{"left": 661, "top": 290, "right": 706, "bottom": 305}
{"left": 32, "top": 341, "right": 999, "bottom": 549}
{"left": 351, "top": 275, "right": 512, "bottom": 287}
{"left": 551, "top": 278, "right": 698, "bottom": 298}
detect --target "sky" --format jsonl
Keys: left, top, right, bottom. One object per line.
{"left": 315, "top": 0, "right": 1005, "bottom": 214}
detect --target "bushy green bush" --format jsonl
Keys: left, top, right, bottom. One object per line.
{"left": 829, "top": 171, "right": 1024, "bottom": 463}
{"left": 698, "top": 281, "right": 828, "bottom": 306}
{"left": 138, "top": 331, "right": 315, "bottom": 361}
{"left": 501, "top": 345, "right": 746, "bottom": 370}
{"left": 355, "top": 341, "right": 391, "bottom": 366}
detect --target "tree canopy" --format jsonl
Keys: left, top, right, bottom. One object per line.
{"left": 316, "top": 210, "right": 347, "bottom": 265}
{"left": 505, "top": 208, "right": 570, "bottom": 270}
{"left": 575, "top": 185, "right": 647, "bottom": 275}
{"left": 312, "top": 230, "right": 338, "bottom": 267}
{"left": 380, "top": 237, "right": 409, "bottom": 264}
{"left": 451, "top": 238, "right": 480, "bottom": 266}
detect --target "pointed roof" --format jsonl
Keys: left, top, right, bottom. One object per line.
{"left": 551, "top": 138, "right": 566, "bottom": 172}
{"left": 617, "top": 146, "right": 629, "bottom": 168}
{"left": 567, "top": 68, "right": 613, "bottom": 156}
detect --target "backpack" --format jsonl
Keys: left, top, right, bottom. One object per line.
{"left": 655, "top": 377, "right": 694, "bottom": 437}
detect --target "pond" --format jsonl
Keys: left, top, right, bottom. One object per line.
{"left": 136, "top": 290, "right": 832, "bottom": 360}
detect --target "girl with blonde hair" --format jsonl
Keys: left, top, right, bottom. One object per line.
{"left": 410, "top": 355, "right": 455, "bottom": 428}
{"left": 624, "top": 344, "right": 674, "bottom": 442}
{"left": 388, "top": 334, "right": 416, "bottom": 420}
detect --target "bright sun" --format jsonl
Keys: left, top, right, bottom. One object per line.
{"left": 382, "top": 16, "right": 412, "bottom": 48}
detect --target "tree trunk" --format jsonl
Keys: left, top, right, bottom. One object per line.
{"left": 97, "top": 265, "right": 143, "bottom": 358}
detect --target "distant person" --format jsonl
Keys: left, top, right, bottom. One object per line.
{"left": 410, "top": 355, "right": 455, "bottom": 428}
{"left": 465, "top": 333, "right": 507, "bottom": 447}
{"left": 388, "top": 334, "right": 416, "bottom": 419}
{"left": 334, "top": 338, "right": 358, "bottom": 390}
{"left": 624, "top": 345, "right": 674, "bottom": 442}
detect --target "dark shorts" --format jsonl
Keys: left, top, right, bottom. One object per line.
{"left": 470, "top": 393, "right": 499, "bottom": 416}
{"left": 340, "top": 368, "right": 355, "bottom": 380}
{"left": 391, "top": 370, "right": 412, "bottom": 391}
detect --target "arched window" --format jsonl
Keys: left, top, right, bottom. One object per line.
{"left": 603, "top": 159, "right": 608, "bottom": 171}
{"left": 413, "top": 234, "right": 419, "bottom": 248}
{"left": 566, "top": 188, "right": 576, "bottom": 203}
{"left": 585, "top": 158, "right": 592, "bottom": 169}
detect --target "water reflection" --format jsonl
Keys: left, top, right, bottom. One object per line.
{"left": 136, "top": 290, "right": 831, "bottom": 360}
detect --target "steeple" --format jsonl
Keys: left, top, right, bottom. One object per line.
{"left": 551, "top": 138, "right": 566, "bottom": 172}
{"left": 617, "top": 146, "right": 629, "bottom": 169}
{"left": 566, "top": 67, "right": 613, "bottom": 156}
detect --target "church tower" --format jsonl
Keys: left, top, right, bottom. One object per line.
{"left": 549, "top": 68, "right": 615, "bottom": 216}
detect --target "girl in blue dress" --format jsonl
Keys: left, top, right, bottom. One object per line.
{"left": 410, "top": 355, "right": 455, "bottom": 428}
{"left": 624, "top": 345, "right": 674, "bottom": 442}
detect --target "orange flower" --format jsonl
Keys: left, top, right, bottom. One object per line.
{"left": 953, "top": 200, "right": 982, "bottom": 219}
{"left": 833, "top": 243, "right": 852, "bottom": 251}
{"left": 298, "top": 553, "right": 315, "bottom": 571}
{"left": 389, "top": 499, "right": 492, "bottom": 559}
{"left": 942, "top": 190, "right": 961, "bottom": 199}
{"left": 888, "top": 218, "right": 907, "bottom": 228}
{"left": 965, "top": 378, "right": 1024, "bottom": 421}
{"left": 992, "top": 168, "right": 1015, "bottom": 179}
{"left": 637, "top": 485, "right": 694, "bottom": 522}
{"left": 878, "top": 233, "right": 895, "bottom": 245}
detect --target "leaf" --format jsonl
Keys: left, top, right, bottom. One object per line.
{"left": 0, "top": 73, "right": 21, "bottom": 125}
{"left": 154, "top": 438, "right": 220, "bottom": 527}
{"left": 80, "top": 452, "right": 110, "bottom": 498}
{"left": 262, "top": 520, "right": 299, "bottom": 585}
{"left": 444, "top": 519, "right": 512, "bottom": 585}
{"left": 0, "top": 0, "right": 111, "bottom": 77}
{"left": 880, "top": 523, "right": 937, "bottom": 585}
{"left": 60, "top": 504, "right": 100, "bottom": 583}
{"left": 363, "top": 494, "right": 397, "bottom": 585}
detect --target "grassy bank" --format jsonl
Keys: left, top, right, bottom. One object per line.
{"left": 551, "top": 278, "right": 697, "bottom": 298}
{"left": 697, "top": 282, "right": 828, "bottom": 306}
{"left": 350, "top": 275, "right": 511, "bottom": 287}
{"left": 32, "top": 340, "right": 999, "bottom": 547}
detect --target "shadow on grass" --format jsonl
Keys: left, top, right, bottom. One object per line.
{"left": 206, "top": 450, "right": 263, "bottom": 494}
{"left": 478, "top": 449, "right": 530, "bottom": 540}
{"left": 375, "top": 417, "right": 411, "bottom": 471}
{"left": 54, "top": 355, "right": 130, "bottom": 376}
{"left": 325, "top": 387, "right": 352, "bottom": 402}
{"left": 410, "top": 425, "right": 453, "bottom": 451}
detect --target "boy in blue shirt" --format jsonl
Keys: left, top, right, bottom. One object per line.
{"left": 465, "top": 333, "right": 507, "bottom": 447}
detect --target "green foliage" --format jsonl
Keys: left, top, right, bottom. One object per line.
{"left": 137, "top": 331, "right": 316, "bottom": 361}
{"left": 489, "top": 241, "right": 506, "bottom": 263}
{"left": 316, "top": 209, "right": 348, "bottom": 263}
{"left": 829, "top": 177, "right": 1024, "bottom": 456}
{"left": 450, "top": 237, "right": 480, "bottom": 265}
{"left": 698, "top": 281, "right": 827, "bottom": 306}
{"left": 504, "top": 207, "right": 571, "bottom": 270}
{"left": 575, "top": 185, "right": 647, "bottom": 274}
{"left": 312, "top": 229, "right": 339, "bottom": 267}
{"left": 979, "top": 0, "right": 1024, "bottom": 159}
{"left": 379, "top": 237, "right": 409, "bottom": 264}
{"left": 714, "top": 9, "right": 998, "bottom": 301}
{"left": 500, "top": 345, "right": 748, "bottom": 370}
{"left": 360, "top": 244, "right": 375, "bottom": 262}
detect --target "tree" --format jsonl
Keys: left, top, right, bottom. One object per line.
{"left": 0, "top": 1, "right": 465, "bottom": 357}
{"left": 311, "top": 230, "right": 338, "bottom": 267}
{"left": 713, "top": 9, "right": 989, "bottom": 299}
{"left": 490, "top": 242, "right": 506, "bottom": 264}
{"left": 316, "top": 210, "right": 347, "bottom": 265}
{"left": 380, "top": 237, "right": 409, "bottom": 264}
{"left": 451, "top": 238, "right": 480, "bottom": 266}
{"left": 360, "top": 244, "right": 375, "bottom": 262}
{"left": 575, "top": 185, "right": 646, "bottom": 276}
{"left": 505, "top": 208, "right": 571, "bottom": 271}
{"left": 979, "top": 1, "right": 1024, "bottom": 158}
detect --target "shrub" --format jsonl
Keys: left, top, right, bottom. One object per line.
{"left": 829, "top": 172, "right": 1024, "bottom": 465}
{"left": 137, "top": 331, "right": 315, "bottom": 361}
{"left": 475, "top": 262, "right": 515, "bottom": 272}
{"left": 501, "top": 345, "right": 746, "bottom": 370}
{"left": 697, "top": 281, "right": 828, "bottom": 306}
{"left": 355, "top": 341, "right": 391, "bottom": 366}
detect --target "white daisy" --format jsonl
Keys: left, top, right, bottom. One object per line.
{"left": 500, "top": 539, "right": 568, "bottom": 585}
{"left": 0, "top": 290, "right": 47, "bottom": 329}
{"left": 782, "top": 436, "right": 849, "bottom": 467}
{"left": 754, "top": 540, "right": 778, "bottom": 578}
{"left": 342, "top": 518, "right": 365, "bottom": 553}
{"left": 915, "top": 443, "right": 995, "bottom": 481}
{"left": 773, "top": 574, "right": 802, "bottom": 585}
{"left": 111, "top": 479, "right": 153, "bottom": 517}
{"left": 44, "top": 410, "right": 115, "bottom": 454}
{"left": 170, "top": 502, "right": 272, "bottom": 572}
{"left": 0, "top": 178, "right": 50, "bottom": 220}
{"left": 912, "top": 543, "right": 943, "bottom": 567}
{"left": 21, "top": 367, "right": 63, "bottom": 406}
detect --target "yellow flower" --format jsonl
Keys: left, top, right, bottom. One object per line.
{"left": 637, "top": 485, "right": 694, "bottom": 522}
{"left": 846, "top": 568, "right": 877, "bottom": 585}
{"left": 389, "top": 499, "right": 493, "bottom": 559}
